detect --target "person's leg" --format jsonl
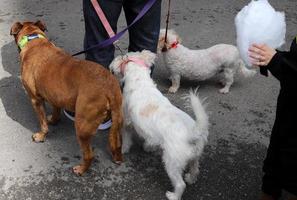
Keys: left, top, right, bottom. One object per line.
{"left": 261, "top": 127, "right": 282, "bottom": 200}
{"left": 123, "top": 0, "right": 162, "bottom": 74}
{"left": 281, "top": 149, "right": 297, "bottom": 200}
{"left": 66, "top": 0, "right": 123, "bottom": 127}
{"left": 83, "top": 0, "right": 123, "bottom": 68}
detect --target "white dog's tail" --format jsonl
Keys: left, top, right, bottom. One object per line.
{"left": 237, "top": 59, "right": 257, "bottom": 78}
{"left": 189, "top": 89, "right": 209, "bottom": 141}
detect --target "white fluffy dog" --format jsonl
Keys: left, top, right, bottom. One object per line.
{"left": 110, "top": 50, "right": 209, "bottom": 200}
{"left": 158, "top": 29, "right": 256, "bottom": 94}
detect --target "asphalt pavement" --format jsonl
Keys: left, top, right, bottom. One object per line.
{"left": 0, "top": 0, "right": 296, "bottom": 199}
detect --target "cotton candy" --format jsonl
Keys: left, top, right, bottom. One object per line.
{"left": 235, "top": 0, "right": 286, "bottom": 67}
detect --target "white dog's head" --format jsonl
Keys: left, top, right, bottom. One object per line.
{"left": 109, "top": 50, "right": 156, "bottom": 76}
{"left": 157, "top": 29, "right": 182, "bottom": 52}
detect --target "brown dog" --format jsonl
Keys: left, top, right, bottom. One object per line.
{"left": 10, "top": 20, "right": 123, "bottom": 175}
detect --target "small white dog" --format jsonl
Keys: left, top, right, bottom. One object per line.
{"left": 110, "top": 50, "right": 209, "bottom": 200}
{"left": 158, "top": 29, "right": 256, "bottom": 94}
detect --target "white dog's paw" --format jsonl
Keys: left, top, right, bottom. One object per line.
{"left": 121, "top": 144, "right": 131, "bottom": 154}
{"left": 166, "top": 191, "right": 179, "bottom": 200}
{"left": 219, "top": 87, "right": 229, "bottom": 94}
{"left": 169, "top": 86, "right": 178, "bottom": 93}
{"left": 143, "top": 143, "right": 154, "bottom": 153}
{"left": 184, "top": 173, "right": 197, "bottom": 185}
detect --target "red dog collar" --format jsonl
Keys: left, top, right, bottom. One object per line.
{"left": 120, "top": 57, "right": 149, "bottom": 74}
{"left": 170, "top": 41, "right": 179, "bottom": 49}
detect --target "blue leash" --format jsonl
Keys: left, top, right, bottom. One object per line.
{"left": 72, "top": 0, "right": 158, "bottom": 56}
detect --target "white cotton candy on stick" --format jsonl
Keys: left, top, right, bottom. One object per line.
{"left": 235, "top": 0, "right": 286, "bottom": 67}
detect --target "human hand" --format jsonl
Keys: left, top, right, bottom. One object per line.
{"left": 248, "top": 44, "right": 277, "bottom": 66}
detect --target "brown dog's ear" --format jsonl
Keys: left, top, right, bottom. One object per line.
{"left": 10, "top": 22, "right": 23, "bottom": 36}
{"left": 34, "top": 20, "right": 47, "bottom": 32}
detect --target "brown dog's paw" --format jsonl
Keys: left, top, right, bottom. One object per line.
{"left": 32, "top": 132, "right": 46, "bottom": 143}
{"left": 72, "top": 165, "right": 87, "bottom": 176}
{"left": 47, "top": 115, "right": 60, "bottom": 125}
{"left": 113, "top": 159, "right": 122, "bottom": 165}
{"left": 112, "top": 148, "right": 123, "bottom": 165}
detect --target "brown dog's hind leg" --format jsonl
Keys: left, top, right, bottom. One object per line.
{"left": 72, "top": 99, "right": 106, "bottom": 175}
{"left": 73, "top": 117, "right": 97, "bottom": 176}
{"left": 47, "top": 105, "right": 61, "bottom": 125}
{"left": 30, "top": 98, "right": 49, "bottom": 142}
{"left": 108, "top": 103, "right": 123, "bottom": 164}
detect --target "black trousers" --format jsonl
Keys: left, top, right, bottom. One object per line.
{"left": 262, "top": 92, "right": 297, "bottom": 198}
{"left": 83, "top": 0, "right": 162, "bottom": 68}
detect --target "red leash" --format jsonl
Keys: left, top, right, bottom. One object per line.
{"left": 162, "top": 0, "right": 172, "bottom": 52}
{"left": 119, "top": 57, "right": 149, "bottom": 74}
{"left": 72, "top": 0, "right": 158, "bottom": 56}
{"left": 90, "top": 0, "right": 115, "bottom": 39}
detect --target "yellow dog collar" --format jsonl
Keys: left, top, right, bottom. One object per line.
{"left": 18, "top": 34, "right": 45, "bottom": 50}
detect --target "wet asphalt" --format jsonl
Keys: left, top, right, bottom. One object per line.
{"left": 0, "top": 0, "right": 296, "bottom": 199}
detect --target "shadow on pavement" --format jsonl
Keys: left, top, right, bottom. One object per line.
{"left": 0, "top": 41, "right": 39, "bottom": 131}
{"left": 0, "top": 41, "right": 76, "bottom": 138}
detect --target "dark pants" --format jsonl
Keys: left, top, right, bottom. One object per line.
{"left": 262, "top": 93, "right": 297, "bottom": 199}
{"left": 83, "top": 0, "right": 161, "bottom": 68}
{"left": 262, "top": 126, "right": 282, "bottom": 199}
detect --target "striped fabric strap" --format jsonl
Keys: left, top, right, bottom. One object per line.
{"left": 90, "top": 0, "right": 115, "bottom": 38}
{"left": 18, "top": 34, "right": 45, "bottom": 49}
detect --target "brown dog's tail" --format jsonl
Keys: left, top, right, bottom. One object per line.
{"left": 108, "top": 94, "right": 123, "bottom": 164}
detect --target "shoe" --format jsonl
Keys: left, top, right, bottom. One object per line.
{"left": 63, "top": 110, "right": 75, "bottom": 121}
{"left": 63, "top": 110, "right": 112, "bottom": 130}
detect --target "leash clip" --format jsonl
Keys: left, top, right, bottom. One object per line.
{"left": 113, "top": 40, "right": 119, "bottom": 45}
